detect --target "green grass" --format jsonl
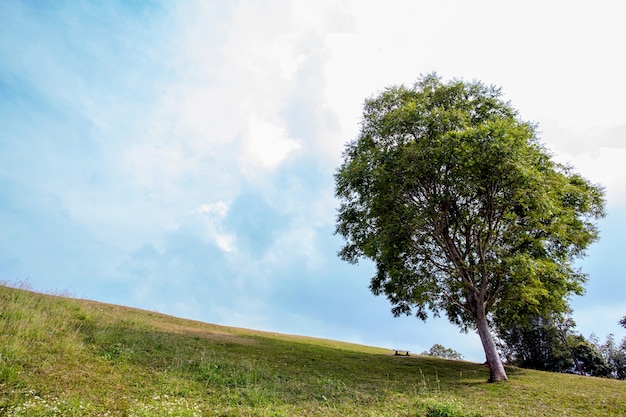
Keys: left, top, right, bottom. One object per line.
{"left": 0, "top": 284, "right": 624, "bottom": 416}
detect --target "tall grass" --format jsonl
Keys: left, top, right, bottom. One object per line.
{"left": 1, "top": 283, "right": 624, "bottom": 416}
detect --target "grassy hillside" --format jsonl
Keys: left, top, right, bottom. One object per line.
{"left": 0, "top": 285, "right": 624, "bottom": 416}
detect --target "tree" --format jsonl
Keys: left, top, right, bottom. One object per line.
{"left": 590, "top": 333, "right": 626, "bottom": 379}
{"left": 497, "top": 313, "right": 617, "bottom": 377}
{"left": 496, "top": 313, "right": 574, "bottom": 372}
{"left": 422, "top": 343, "right": 464, "bottom": 360}
{"left": 334, "top": 74, "right": 606, "bottom": 382}
{"left": 572, "top": 337, "right": 612, "bottom": 377}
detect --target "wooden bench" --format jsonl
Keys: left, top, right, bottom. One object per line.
{"left": 393, "top": 350, "right": 410, "bottom": 356}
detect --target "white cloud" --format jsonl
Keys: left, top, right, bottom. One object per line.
{"left": 191, "top": 202, "right": 236, "bottom": 252}
{"left": 244, "top": 114, "right": 301, "bottom": 169}
{"left": 536, "top": 122, "right": 626, "bottom": 206}
{"left": 194, "top": 202, "right": 229, "bottom": 217}
{"left": 215, "top": 234, "right": 236, "bottom": 253}
{"left": 562, "top": 147, "right": 626, "bottom": 205}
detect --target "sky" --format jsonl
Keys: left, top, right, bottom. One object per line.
{"left": 1, "top": 0, "right": 625, "bottom": 362}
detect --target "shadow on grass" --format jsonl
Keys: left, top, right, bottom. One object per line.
{"left": 73, "top": 313, "right": 492, "bottom": 407}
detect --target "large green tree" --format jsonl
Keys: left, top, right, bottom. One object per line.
{"left": 335, "top": 74, "right": 605, "bottom": 382}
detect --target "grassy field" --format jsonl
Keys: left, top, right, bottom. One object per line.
{"left": 0, "top": 284, "right": 624, "bottom": 416}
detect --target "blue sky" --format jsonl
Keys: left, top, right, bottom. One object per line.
{"left": 1, "top": 0, "right": 625, "bottom": 362}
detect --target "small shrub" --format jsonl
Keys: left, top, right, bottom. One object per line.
{"left": 101, "top": 342, "right": 134, "bottom": 361}
{"left": 191, "top": 359, "right": 266, "bottom": 388}
{"left": 425, "top": 401, "right": 482, "bottom": 417}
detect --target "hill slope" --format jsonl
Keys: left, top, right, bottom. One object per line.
{"left": 0, "top": 285, "right": 624, "bottom": 416}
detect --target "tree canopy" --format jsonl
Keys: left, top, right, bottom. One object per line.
{"left": 335, "top": 74, "right": 606, "bottom": 382}
{"left": 421, "top": 343, "right": 464, "bottom": 361}
{"left": 497, "top": 312, "right": 618, "bottom": 378}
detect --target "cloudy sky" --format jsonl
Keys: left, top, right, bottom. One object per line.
{"left": 1, "top": 0, "right": 625, "bottom": 361}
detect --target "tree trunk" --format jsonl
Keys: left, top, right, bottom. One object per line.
{"left": 475, "top": 309, "right": 508, "bottom": 382}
